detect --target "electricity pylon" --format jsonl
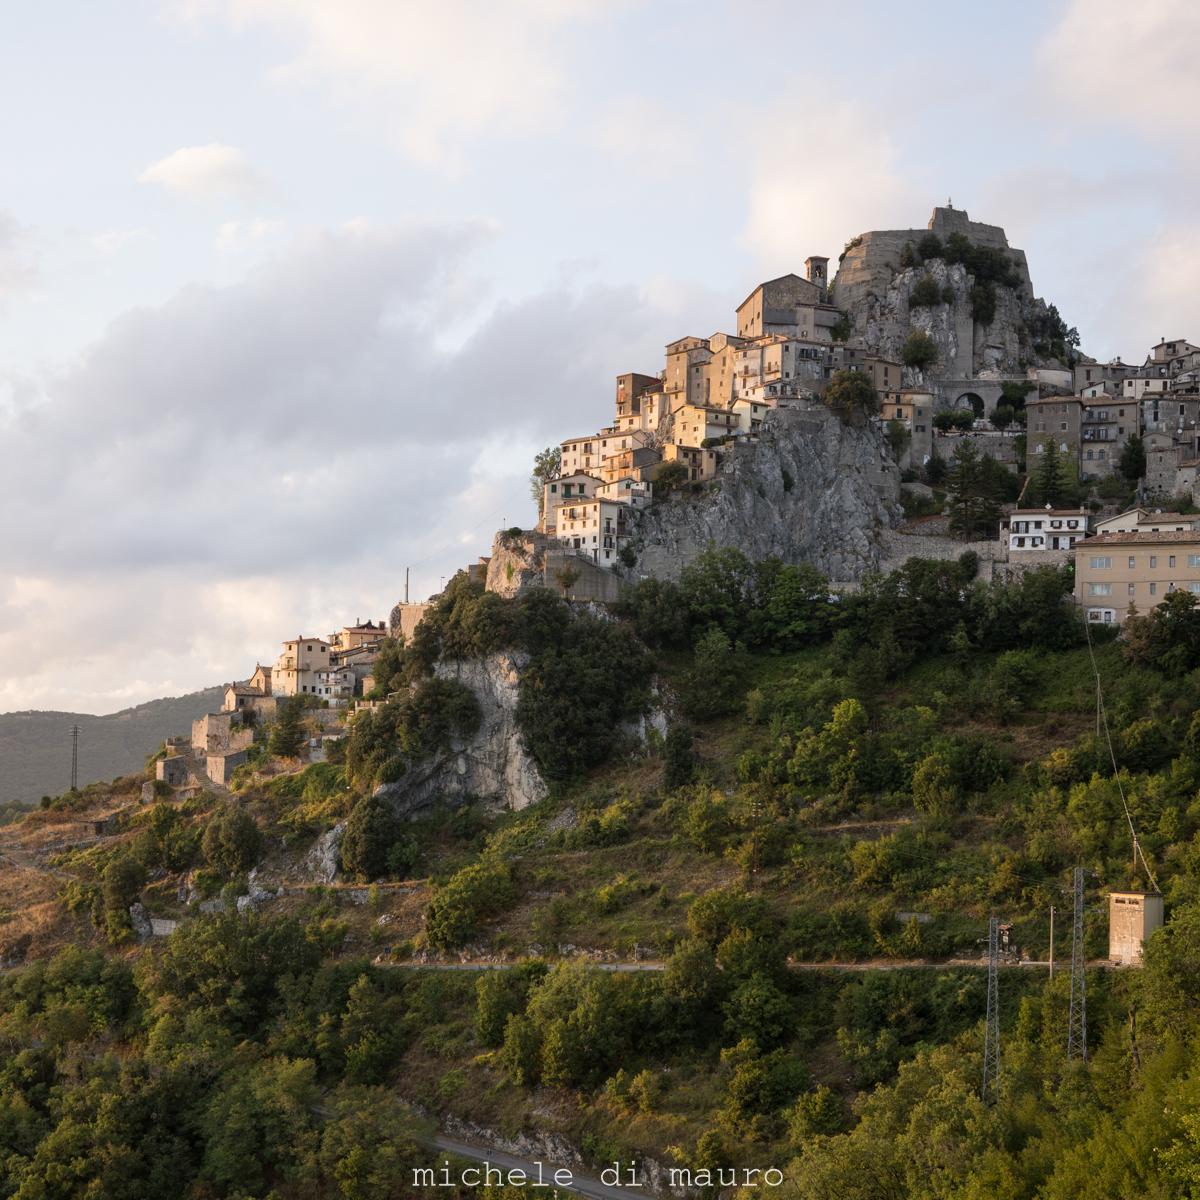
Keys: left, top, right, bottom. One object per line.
{"left": 1068, "top": 866, "right": 1088, "bottom": 1062}
{"left": 981, "top": 916, "right": 1001, "bottom": 1103}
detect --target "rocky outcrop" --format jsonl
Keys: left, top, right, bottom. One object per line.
{"left": 832, "top": 205, "right": 1065, "bottom": 381}
{"left": 485, "top": 533, "right": 548, "bottom": 598}
{"left": 627, "top": 401, "right": 901, "bottom": 584}
{"left": 374, "top": 652, "right": 548, "bottom": 818}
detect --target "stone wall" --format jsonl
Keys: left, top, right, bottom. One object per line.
{"left": 389, "top": 602, "right": 432, "bottom": 644}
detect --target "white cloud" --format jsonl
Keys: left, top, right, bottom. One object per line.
{"left": 0, "top": 220, "right": 691, "bottom": 711}
{"left": 139, "top": 143, "right": 271, "bottom": 199}
{"left": 739, "top": 95, "right": 919, "bottom": 267}
{"left": 0, "top": 211, "right": 37, "bottom": 300}
{"left": 1038, "top": 0, "right": 1200, "bottom": 143}
{"left": 176, "top": 0, "right": 631, "bottom": 172}
{"left": 90, "top": 228, "right": 151, "bottom": 257}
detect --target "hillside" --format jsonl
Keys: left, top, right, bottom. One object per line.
{"left": 3, "top": 558, "right": 1200, "bottom": 1197}
{"left": 0, "top": 687, "right": 224, "bottom": 805}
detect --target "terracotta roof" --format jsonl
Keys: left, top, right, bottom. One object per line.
{"left": 1086, "top": 530, "right": 1200, "bottom": 546}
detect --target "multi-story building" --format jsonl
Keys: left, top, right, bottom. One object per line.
{"left": 328, "top": 619, "right": 387, "bottom": 653}
{"left": 552, "top": 496, "right": 632, "bottom": 566}
{"left": 734, "top": 268, "right": 838, "bottom": 341}
{"left": 672, "top": 403, "right": 739, "bottom": 448}
{"left": 1003, "top": 507, "right": 1090, "bottom": 553}
{"left": 540, "top": 472, "right": 600, "bottom": 533}
{"left": 273, "top": 637, "right": 333, "bottom": 697}
{"left": 1026, "top": 395, "right": 1082, "bottom": 463}
{"left": 1093, "top": 507, "right": 1199, "bottom": 535}
{"left": 1080, "top": 394, "right": 1138, "bottom": 477}
{"left": 1076, "top": 529, "right": 1200, "bottom": 624}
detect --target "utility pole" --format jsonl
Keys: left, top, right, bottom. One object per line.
{"left": 69, "top": 724, "right": 81, "bottom": 791}
{"left": 405, "top": 567, "right": 410, "bottom": 605}
{"left": 1048, "top": 905, "right": 1055, "bottom": 980}
{"left": 982, "top": 916, "right": 1000, "bottom": 1104}
{"left": 1068, "top": 866, "right": 1088, "bottom": 1061}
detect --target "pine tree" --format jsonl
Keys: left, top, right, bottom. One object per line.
{"left": 1034, "top": 437, "right": 1065, "bottom": 506}
{"left": 947, "top": 442, "right": 1001, "bottom": 539}
{"left": 269, "top": 697, "right": 306, "bottom": 758}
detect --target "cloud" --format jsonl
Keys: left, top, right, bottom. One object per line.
{"left": 176, "top": 0, "right": 631, "bottom": 172}
{"left": 139, "top": 143, "right": 271, "bottom": 199}
{"left": 0, "top": 211, "right": 37, "bottom": 300}
{"left": 90, "top": 228, "right": 151, "bottom": 257}
{"left": 0, "top": 221, "right": 695, "bottom": 711}
{"left": 1038, "top": 0, "right": 1200, "bottom": 145}
{"left": 739, "top": 95, "right": 920, "bottom": 266}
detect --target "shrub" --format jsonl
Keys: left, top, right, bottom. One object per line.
{"left": 201, "top": 805, "right": 262, "bottom": 877}
{"left": 825, "top": 370, "right": 880, "bottom": 426}
{"left": 901, "top": 330, "right": 938, "bottom": 371}
{"left": 663, "top": 725, "right": 696, "bottom": 790}
{"left": 339, "top": 794, "right": 402, "bottom": 882}
{"left": 425, "top": 861, "right": 516, "bottom": 950}
{"left": 909, "top": 276, "right": 943, "bottom": 307}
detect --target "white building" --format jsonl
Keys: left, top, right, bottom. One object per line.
{"left": 1003, "top": 507, "right": 1090, "bottom": 553}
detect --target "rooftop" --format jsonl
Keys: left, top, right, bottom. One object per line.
{"left": 1086, "top": 530, "right": 1200, "bottom": 546}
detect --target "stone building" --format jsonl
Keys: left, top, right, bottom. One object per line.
{"left": 1108, "top": 891, "right": 1163, "bottom": 966}
{"left": 273, "top": 636, "right": 333, "bottom": 696}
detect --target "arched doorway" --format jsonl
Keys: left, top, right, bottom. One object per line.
{"left": 956, "top": 392, "right": 984, "bottom": 418}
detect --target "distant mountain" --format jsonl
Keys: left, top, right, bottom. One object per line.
{"left": 0, "top": 688, "right": 224, "bottom": 805}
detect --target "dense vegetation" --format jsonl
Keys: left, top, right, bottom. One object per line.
{"left": 12, "top": 548, "right": 1200, "bottom": 1197}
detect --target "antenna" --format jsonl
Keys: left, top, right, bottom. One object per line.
{"left": 981, "top": 916, "right": 1000, "bottom": 1103}
{"left": 405, "top": 566, "right": 410, "bottom": 605}
{"left": 1068, "top": 867, "right": 1088, "bottom": 1061}
{"left": 69, "top": 724, "right": 81, "bottom": 791}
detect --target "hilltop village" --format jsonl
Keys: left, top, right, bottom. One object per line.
{"left": 160, "top": 205, "right": 1197, "bottom": 805}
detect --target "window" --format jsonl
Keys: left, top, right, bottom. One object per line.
{"left": 1190, "top": 583, "right": 1200, "bottom": 594}
{"left": 1089, "top": 556, "right": 1112, "bottom": 569}
{"left": 1170, "top": 556, "right": 1177, "bottom": 568}
{"left": 1189, "top": 554, "right": 1200, "bottom": 567}
{"left": 1151, "top": 556, "right": 1158, "bottom": 568}
{"left": 1150, "top": 582, "right": 1158, "bottom": 596}
{"left": 1089, "top": 583, "right": 1113, "bottom": 596}
{"left": 1129, "top": 583, "right": 1136, "bottom": 596}
{"left": 1129, "top": 556, "right": 1136, "bottom": 568}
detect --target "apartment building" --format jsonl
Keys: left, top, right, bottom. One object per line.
{"left": 1003, "top": 507, "right": 1090, "bottom": 553}
{"left": 1075, "top": 530, "right": 1200, "bottom": 623}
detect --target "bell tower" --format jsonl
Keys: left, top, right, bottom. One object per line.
{"left": 805, "top": 255, "right": 829, "bottom": 289}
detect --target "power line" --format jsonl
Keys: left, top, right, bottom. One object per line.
{"left": 981, "top": 915, "right": 1001, "bottom": 1103}
{"left": 1082, "top": 613, "right": 1160, "bottom": 891}
{"left": 1068, "top": 866, "right": 1088, "bottom": 1062}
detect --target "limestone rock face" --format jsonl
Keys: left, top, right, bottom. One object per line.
{"left": 485, "top": 533, "right": 547, "bottom": 598}
{"left": 629, "top": 402, "right": 901, "bottom": 584}
{"left": 374, "top": 652, "right": 548, "bottom": 817}
{"left": 832, "top": 206, "right": 1065, "bottom": 381}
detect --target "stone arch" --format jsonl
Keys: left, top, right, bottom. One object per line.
{"left": 956, "top": 391, "right": 984, "bottom": 418}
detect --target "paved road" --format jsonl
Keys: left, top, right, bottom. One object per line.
{"left": 431, "top": 1135, "right": 652, "bottom": 1200}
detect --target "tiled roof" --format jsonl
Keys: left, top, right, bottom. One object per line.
{"left": 1086, "top": 530, "right": 1200, "bottom": 545}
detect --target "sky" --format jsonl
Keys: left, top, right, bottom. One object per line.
{"left": 2, "top": 0, "right": 1200, "bottom": 714}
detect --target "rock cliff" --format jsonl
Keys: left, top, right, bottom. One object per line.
{"left": 627, "top": 401, "right": 901, "bottom": 584}
{"left": 374, "top": 651, "right": 547, "bottom": 818}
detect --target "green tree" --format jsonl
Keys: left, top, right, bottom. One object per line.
{"left": 270, "top": 697, "right": 307, "bottom": 758}
{"left": 202, "top": 804, "right": 262, "bottom": 876}
{"left": 663, "top": 724, "right": 696, "bottom": 790}
{"left": 901, "top": 329, "right": 938, "bottom": 371}
{"left": 946, "top": 442, "right": 1002, "bottom": 539}
{"left": 824, "top": 370, "right": 880, "bottom": 426}
{"left": 101, "top": 853, "right": 146, "bottom": 944}
{"left": 886, "top": 419, "right": 911, "bottom": 460}
{"left": 681, "top": 628, "right": 746, "bottom": 719}
{"left": 339, "top": 794, "right": 402, "bottom": 882}
{"left": 1120, "top": 433, "right": 1147, "bottom": 482}
{"left": 529, "top": 445, "right": 562, "bottom": 517}
{"left": 369, "top": 636, "right": 406, "bottom": 696}
{"left": 1032, "top": 436, "right": 1067, "bottom": 506}
{"left": 909, "top": 275, "right": 943, "bottom": 307}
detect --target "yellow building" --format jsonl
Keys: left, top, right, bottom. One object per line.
{"left": 1075, "top": 530, "right": 1200, "bottom": 624}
